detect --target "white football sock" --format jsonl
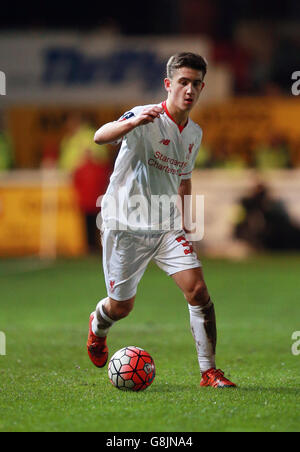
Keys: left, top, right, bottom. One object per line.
{"left": 189, "top": 299, "right": 217, "bottom": 373}
{"left": 92, "top": 298, "right": 115, "bottom": 337}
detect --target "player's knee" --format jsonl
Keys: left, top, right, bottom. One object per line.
{"left": 187, "top": 281, "right": 210, "bottom": 306}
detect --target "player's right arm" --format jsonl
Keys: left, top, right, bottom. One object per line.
{"left": 94, "top": 105, "right": 164, "bottom": 145}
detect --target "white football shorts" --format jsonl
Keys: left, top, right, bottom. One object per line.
{"left": 101, "top": 229, "right": 202, "bottom": 301}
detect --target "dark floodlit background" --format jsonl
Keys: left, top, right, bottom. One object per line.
{"left": 0, "top": 0, "right": 300, "bottom": 258}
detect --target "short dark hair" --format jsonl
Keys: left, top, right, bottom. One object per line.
{"left": 166, "top": 52, "right": 208, "bottom": 79}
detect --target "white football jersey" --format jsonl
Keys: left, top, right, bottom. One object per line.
{"left": 101, "top": 101, "right": 203, "bottom": 232}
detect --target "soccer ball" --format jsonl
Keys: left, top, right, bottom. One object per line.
{"left": 108, "top": 346, "right": 156, "bottom": 391}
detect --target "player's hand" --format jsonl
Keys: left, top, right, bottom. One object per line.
{"left": 132, "top": 106, "right": 164, "bottom": 127}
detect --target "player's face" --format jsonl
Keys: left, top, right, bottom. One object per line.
{"left": 164, "top": 67, "right": 205, "bottom": 112}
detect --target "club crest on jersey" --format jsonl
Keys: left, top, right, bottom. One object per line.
{"left": 119, "top": 111, "right": 135, "bottom": 121}
{"left": 160, "top": 139, "right": 170, "bottom": 146}
{"left": 110, "top": 280, "right": 116, "bottom": 292}
{"left": 186, "top": 143, "right": 194, "bottom": 160}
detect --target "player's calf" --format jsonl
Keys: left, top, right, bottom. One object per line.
{"left": 87, "top": 297, "right": 134, "bottom": 368}
{"left": 87, "top": 298, "right": 115, "bottom": 368}
{"left": 93, "top": 298, "right": 116, "bottom": 336}
{"left": 189, "top": 299, "right": 217, "bottom": 373}
{"left": 87, "top": 311, "right": 109, "bottom": 368}
{"left": 104, "top": 297, "right": 135, "bottom": 321}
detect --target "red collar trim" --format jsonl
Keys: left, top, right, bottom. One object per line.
{"left": 162, "top": 101, "right": 188, "bottom": 133}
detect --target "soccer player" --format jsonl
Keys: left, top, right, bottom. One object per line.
{"left": 87, "top": 52, "right": 236, "bottom": 388}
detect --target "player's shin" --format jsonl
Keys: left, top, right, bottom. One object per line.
{"left": 188, "top": 299, "right": 217, "bottom": 373}
{"left": 92, "top": 298, "right": 115, "bottom": 337}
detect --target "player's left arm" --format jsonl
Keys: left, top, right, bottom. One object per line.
{"left": 178, "top": 131, "right": 202, "bottom": 232}
{"left": 178, "top": 178, "right": 192, "bottom": 233}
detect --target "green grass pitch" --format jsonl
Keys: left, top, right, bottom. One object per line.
{"left": 0, "top": 255, "right": 300, "bottom": 432}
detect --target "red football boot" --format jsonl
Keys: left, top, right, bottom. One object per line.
{"left": 87, "top": 313, "right": 108, "bottom": 368}
{"left": 200, "top": 368, "right": 236, "bottom": 388}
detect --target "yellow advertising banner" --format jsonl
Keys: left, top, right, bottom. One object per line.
{"left": 0, "top": 183, "right": 87, "bottom": 257}
{"left": 6, "top": 106, "right": 122, "bottom": 169}
{"left": 193, "top": 97, "right": 300, "bottom": 141}
{"left": 191, "top": 97, "right": 300, "bottom": 167}
{"left": 6, "top": 98, "right": 300, "bottom": 169}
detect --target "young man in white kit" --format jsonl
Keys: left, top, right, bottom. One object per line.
{"left": 87, "top": 52, "right": 236, "bottom": 388}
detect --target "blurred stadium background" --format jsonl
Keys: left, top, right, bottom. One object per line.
{"left": 1, "top": 0, "right": 300, "bottom": 259}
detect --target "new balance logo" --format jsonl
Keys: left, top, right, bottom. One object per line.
{"left": 119, "top": 111, "right": 135, "bottom": 121}
{"left": 160, "top": 139, "right": 170, "bottom": 146}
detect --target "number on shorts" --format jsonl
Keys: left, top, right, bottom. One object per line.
{"left": 176, "top": 235, "right": 194, "bottom": 255}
